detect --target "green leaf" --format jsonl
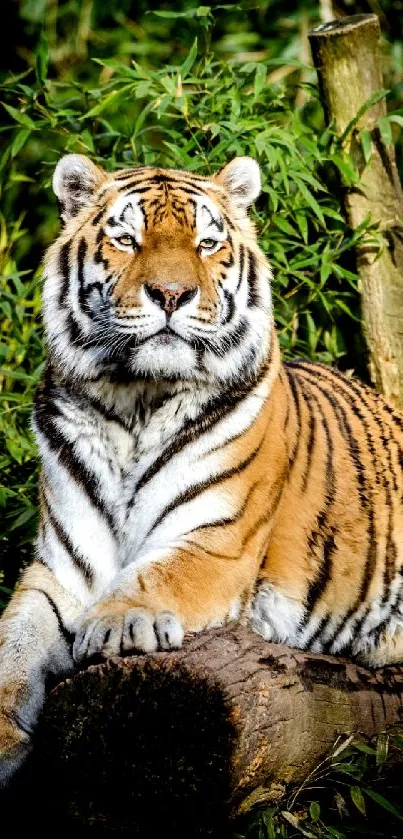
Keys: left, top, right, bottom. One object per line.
{"left": 273, "top": 216, "right": 297, "bottom": 236}
{"left": 254, "top": 64, "right": 267, "bottom": 100}
{"left": 1, "top": 102, "right": 36, "bottom": 129}
{"left": 8, "top": 506, "right": 37, "bottom": 532}
{"left": 378, "top": 115, "right": 393, "bottom": 147}
{"left": 359, "top": 129, "right": 372, "bottom": 164}
{"left": 331, "top": 154, "right": 358, "bottom": 185}
{"left": 375, "top": 732, "right": 389, "bottom": 765}
{"left": 10, "top": 129, "right": 31, "bottom": 158}
{"left": 352, "top": 742, "right": 376, "bottom": 755}
{"left": 181, "top": 39, "right": 198, "bottom": 79}
{"left": 339, "top": 88, "right": 389, "bottom": 143}
{"left": 351, "top": 785, "right": 366, "bottom": 815}
{"left": 309, "top": 801, "right": 320, "bottom": 822}
{"left": 294, "top": 177, "right": 325, "bottom": 225}
{"left": 84, "top": 86, "right": 132, "bottom": 118}
{"left": 35, "top": 31, "right": 49, "bottom": 86}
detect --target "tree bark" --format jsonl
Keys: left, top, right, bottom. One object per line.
{"left": 309, "top": 14, "right": 403, "bottom": 408}
{"left": 5, "top": 626, "right": 403, "bottom": 837}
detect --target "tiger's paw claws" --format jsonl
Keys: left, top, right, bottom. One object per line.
{"left": 73, "top": 608, "right": 184, "bottom": 664}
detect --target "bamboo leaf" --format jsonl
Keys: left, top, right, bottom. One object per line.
{"left": 351, "top": 785, "right": 366, "bottom": 815}
{"left": 359, "top": 129, "right": 372, "bottom": 164}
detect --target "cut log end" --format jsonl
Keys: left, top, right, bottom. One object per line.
{"left": 311, "top": 13, "right": 379, "bottom": 38}
{"left": 3, "top": 626, "right": 403, "bottom": 836}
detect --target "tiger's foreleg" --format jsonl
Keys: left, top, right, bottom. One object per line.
{"left": 73, "top": 540, "right": 261, "bottom": 664}
{"left": 0, "top": 561, "right": 81, "bottom": 786}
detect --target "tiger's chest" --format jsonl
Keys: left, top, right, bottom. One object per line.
{"left": 97, "top": 396, "right": 222, "bottom": 558}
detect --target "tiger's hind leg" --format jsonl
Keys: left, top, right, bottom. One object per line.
{"left": 352, "top": 620, "right": 403, "bottom": 668}
{"left": 0, "top": 561, "right": 81, "bottom": 786}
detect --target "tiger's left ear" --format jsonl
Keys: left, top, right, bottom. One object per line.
{"left": 214, "top": 157, "right": 261, "bottom": 209}
{"left": 53, "top": 154, "right": 107, "bottom": 222}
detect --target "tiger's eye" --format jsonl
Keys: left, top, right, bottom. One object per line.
{"left": 115, "top": 234, "right": 136, "bottom": 248}
{"left": 199, "top": 238, "right": 217, "bottom": 250}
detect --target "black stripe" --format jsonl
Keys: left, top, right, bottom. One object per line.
{"left": 382, "top": 494, "right": 397, "bottom": 607}
{"left": 66, "top": 312, "right": 86, "bottom": 346}
{"left": 147, "top": 172, "right": 210, "bottom": 188}
{"left": 290, "top": 362, "right": 378, "bottom": 648}
{"left": 187, "top": 478, "right": 263, "bottom": 541}
{"left": 222, "top": 289, "right": 235, "bottom": 326}
{"left": 77, "top": 237, "right": 88, "bottom": 312}
{"left": 130, "top": 361, "right": 269, "bottom": 504}
{"left": 118, "top": 177, "right": 209, "bottom": 197}
{"left": 245, "top": 476, "right": 286, "bottom": 552}
{"left": 246, "top": 249, "right": 261, "bottom": 308}
{"left": 222, "top": 212, "right": 236, "bottom": 231}
{"left": 236, "top": 244, "right": 245, "bottom": 293}
{"left": 187, "top": 469, "right": 283, "bottom": 545}
{"left": 143, "top": 439, "right": 264, "bottom": 545}
{"left": 321, "top": 369, "right": 397, "bottom": 611}
{"left": 287, "top": 362, "right": 369, "bottom": 507}
{"left": 306, "top": 362, "right": 400, "bottom": 504}
{"left": 382, "top": 399, "right": 403, "bottom": 436}
{"left": 125, "top": 185, "right": 163, "bottom": 195}
{"left": 305, "top": 612, "right": 332, "bottom": 650}
{"left": 298, "top": 385, "right": 337, "bottom": 625}
{"left": 59, "top": 236, "right": 98, "bottom": 347}
{"left": 30, "top": 589, "right": 74, "bottom": 646}
{"left": 207, "top": 403, "right": 270, "bottom": 458}
{"left": 183, "top": 541, "right": 238, "bottom": 561}
{"left": 79, "top": 390, "right": 133, "bottom": 430}
{"left": 113, "top": 168, "right": 148, "bottom": 181}
{"left": 301, "top": 390, "right": 316, "bottom": 492}
{"left": 34, "top": 380, "right": 117, "bottom": 536}
{"left": 42, "top": 491, "right": 94, "bottom": 586}
{"left": 58, "top": 240, "right": 71, "bottom": 308}
{"left": 284, "top": 366, "right": 302, "bottom": 473}
{"left": 209, "top": 317, "right": 249, "bottom": 358}
{"left": 92, "top": 206, "right": 107, "bottom": 226}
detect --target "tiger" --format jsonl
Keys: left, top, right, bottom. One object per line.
{"left": 1, "top": 152, "right": 403, "bottom": 787}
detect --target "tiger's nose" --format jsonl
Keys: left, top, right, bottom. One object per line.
{"left": 144, "top": 282, "right": 197, "bottom": 315}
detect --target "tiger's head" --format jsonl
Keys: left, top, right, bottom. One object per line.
{"left": 44, "top": 154, "right": 273, "bottom": 385}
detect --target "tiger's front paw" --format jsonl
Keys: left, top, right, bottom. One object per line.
{"left": 0, "top": 707, "right": 32, "bottom": 787}
{"left": 73, "top": 608, "right": 184, "bottom": 664}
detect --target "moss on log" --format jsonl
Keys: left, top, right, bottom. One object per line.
{"left": 309, "top": 14, "right": 403, "bottom": 408}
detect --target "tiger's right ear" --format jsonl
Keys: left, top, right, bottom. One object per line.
{"left": 53, "top": 154, "right": 107, "bottom": 222}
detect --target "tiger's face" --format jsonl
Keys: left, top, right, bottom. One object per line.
{"left": 44, "top": 154, "right": 272, "bottom": 385}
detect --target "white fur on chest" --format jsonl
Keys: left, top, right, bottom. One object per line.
{"left": 37, "top": 374, "right": 270, "bottom": 605}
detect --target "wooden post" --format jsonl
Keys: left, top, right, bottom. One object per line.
{"left": 309, "top": 14, "right": 403, "bottom": 408}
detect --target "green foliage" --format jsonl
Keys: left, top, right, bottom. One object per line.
{"left": 237, "top": 734, "right": 403, "bottom": 838}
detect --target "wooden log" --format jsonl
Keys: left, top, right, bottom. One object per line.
{"left": 309, "top": 15, "right": 403, "bottom": 408}
{"left": 3, "top": 625, "right": 403, "bottom": 837}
